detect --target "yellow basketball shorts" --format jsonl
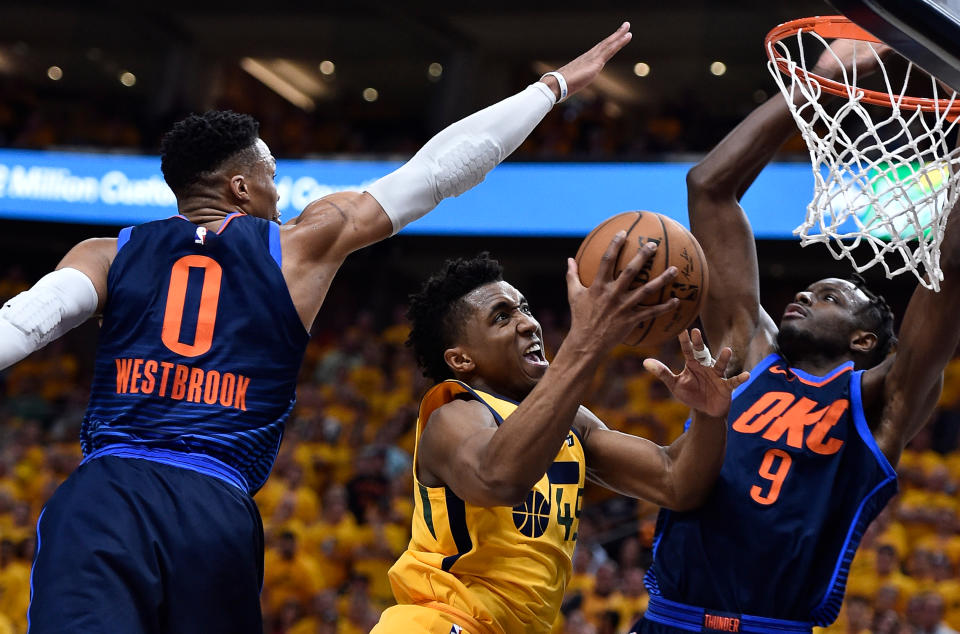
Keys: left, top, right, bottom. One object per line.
{"left": 373, "top": 604, "right": 476, "bottom": 634}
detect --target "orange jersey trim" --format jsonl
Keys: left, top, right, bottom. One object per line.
{"left": 216, "top": 212, "right": 243, "bottom": 235}
{"left": 769, "top": 364, "right": 852, "bottom": 387}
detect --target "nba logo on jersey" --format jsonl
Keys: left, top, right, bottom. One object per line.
{"left": 195, "top": 227, "right": 207, "bottom": 245}
{"left": 449, "top": 625, "right": 463, "bottom": 634}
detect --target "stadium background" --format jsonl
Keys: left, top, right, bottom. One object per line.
{"left": 0, "top": 1, "right": 957, "bottom": 633}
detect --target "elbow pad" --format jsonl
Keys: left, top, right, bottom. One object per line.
{"left": 0, "top": 268, "right": 99, "bottom": 370}
{"left": 366, "top": 81, "right": 557, "bottom": 234}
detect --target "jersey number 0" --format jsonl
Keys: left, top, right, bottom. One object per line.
{"left": 160, "top": 255, "right": 223, "bottom": 357}
{"left": 750, "top": 448, "right": 792, "bottom": 505}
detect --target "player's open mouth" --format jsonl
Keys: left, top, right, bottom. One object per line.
{"left": 783, "top": 303, "right": 807, "bottom": 319}
{"left": 522, "top": 342, "right": 548, "bottom": 366}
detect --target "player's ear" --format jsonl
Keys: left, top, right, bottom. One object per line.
{"left": 230, "top": 175, "right": 249, "bottom": 202}
{"left": 444, "top": 346, "right": 474, "bottom": 375}
{"left": 850, "top": 329, "right": 878, "bottom": 354}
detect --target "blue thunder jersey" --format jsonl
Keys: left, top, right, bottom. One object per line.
{"left": 81, "top": 213, "right": 308, "bottom": 494}
{"left": 644, "top": 353, "right": 898, "bottom": 630}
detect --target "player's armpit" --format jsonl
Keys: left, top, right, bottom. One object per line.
{"left": 416, "top": 399, "right": 522, "bottom": 508}
{"left": 285, "top": 191, "right": 393, "bottom": 262}
{"left": 872, "top": 290, "right": 960, "bottom": 464}
{"left": 685, "top": 193, "right": 777, "bottom": 372}
{"left": 873, "top": 200, "right": 960, "bottom": 463}
{"left": 741, "top": 311, "right": 780, "bottom": 372}
{"left": 278, "top": 191, "right": 393, "bottom": 330}
{"left": 56, "top": 237, "right": 116, "bottom": 313}
{"left": 684, "top": 90, "right": 805, "bottom": 370}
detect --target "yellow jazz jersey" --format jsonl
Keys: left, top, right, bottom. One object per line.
{"left": 385, "top": 380, "right": 586, "bottom": 634}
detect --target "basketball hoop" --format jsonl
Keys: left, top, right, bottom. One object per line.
{"left": 766, "top": 15, "right": 960, "bottom": 291}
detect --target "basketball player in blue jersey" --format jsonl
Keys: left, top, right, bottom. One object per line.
{"left": 632, "top": 40, "right": 960, "bottom": 634}
{"left": 0, "top": 24, "right": 635, "bottom": 633}
{"left": 374, "top": 246, "right": 749, "bottom": 634}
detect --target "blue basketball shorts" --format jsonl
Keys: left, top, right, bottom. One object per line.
{"left": 631, "top": 617, "right": 686, "bottom": 633}
{"left": 28, "top": 455, "right": 264, "bottom": 633}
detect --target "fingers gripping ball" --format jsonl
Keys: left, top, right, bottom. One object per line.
{"left": 575, "top": 211, "right": 709, "bottom": 346}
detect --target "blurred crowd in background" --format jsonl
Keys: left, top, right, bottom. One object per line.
{"left": 0, "top": 3, "right": 956, "bottom": 633}
{"left": 0, "top": 70, "right": 807, "bottom": 161}
{"left": 0, "top": 267, "right": 957, "bottom": 634}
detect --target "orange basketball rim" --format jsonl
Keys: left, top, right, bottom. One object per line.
{"left": 765, "top": 15, "right": 960, "bottom": 117}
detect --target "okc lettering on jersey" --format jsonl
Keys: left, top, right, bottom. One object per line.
{"left": 731, "top": 390, "right": 847, "bottom": 454}
{"left": 114, "top": 358, "right": 249, "bottom": 411}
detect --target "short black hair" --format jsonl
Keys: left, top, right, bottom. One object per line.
{"left": 160, "top": 110, "right": 260, "bottom": 195}
{"left": 406, "top": 253, "right": 504, "bottom": 383}
{"left": 846, "top": 273, "right": 897, "bottom": 366}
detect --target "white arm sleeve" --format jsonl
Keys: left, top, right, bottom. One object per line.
{"left": 365, "top": 81, "right": 557, "bottom": 234}
{"left": 0, "top": 267, "right": 99, "bottom": 370}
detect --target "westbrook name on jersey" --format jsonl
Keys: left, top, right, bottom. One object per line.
{"left": 30, "top": 212, "right": 310, "bottom": 633}
{"left": 83, "top": 213, "right": 308, "bottom": 493}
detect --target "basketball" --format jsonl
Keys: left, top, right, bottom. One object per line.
{"left": 575, "top": 211, "right": 709, "bottom": 346}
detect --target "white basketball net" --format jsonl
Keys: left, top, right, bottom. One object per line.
{"left": 767, "top": 28, "right": 960, "bottom": 290}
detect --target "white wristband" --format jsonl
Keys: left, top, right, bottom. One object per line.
{"left": 541, "top": 71, "right": 568, "bottom": 103}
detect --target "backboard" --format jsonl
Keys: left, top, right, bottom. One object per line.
{"left": 829, "top": 0, "right": 960, "bottom": 90}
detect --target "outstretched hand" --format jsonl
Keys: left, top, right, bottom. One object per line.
{"left": 643, "top": 329, "right": 749, "bottom": 418}
{"left": 566, "top": 231, "right": 678, "bottom": 354}
{"left": 812, "top": 37, "right": 892, "bottom": 82}
{"left": 545, "top": 22, "right": 632, "bottom": 99}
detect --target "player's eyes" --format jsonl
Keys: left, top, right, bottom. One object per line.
{"left": 824, "top": 294, "right": 837, "bottom": 303}
{"left": 520, "top": 305, "right": 533, "bottom": 315}
{"left": 494, "top": 312, "right": 508, "bottom": 322}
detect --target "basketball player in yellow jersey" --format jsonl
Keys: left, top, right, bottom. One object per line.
{"left": 373, "top": 236, "right": 750, "bottom": 634}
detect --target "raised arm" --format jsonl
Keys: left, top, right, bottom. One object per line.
{"left": 577, "top": 330, "right": 749, "bottom": 510}
{"left": 418, "top": 235, "right": 679, "bottom": 507}
{"left": 870, "top": 192, "right": 960, "bottom": 466}
{"left": 685, "top": 92, "right": 791, "bottom": 370}
{"left": 280, "top": 23, "right": 634, "bottom": 328}
{"left": 687, "top": 40, "right": 888, "bottom": 372}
